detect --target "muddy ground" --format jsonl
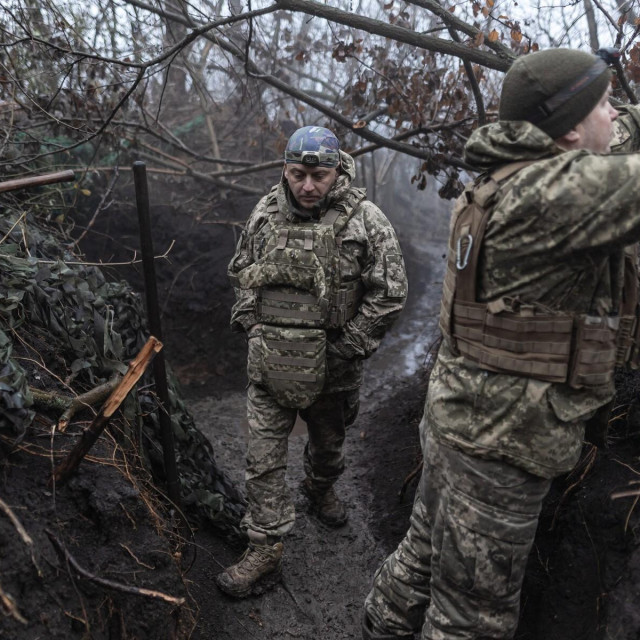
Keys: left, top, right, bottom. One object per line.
{"left": 154, "top": 180, "right": 640, "bottom": 640}
{"left": 5, "top": 169, "right": 640, "bottom": 639}
{"left": 182, "top": 329, "right": 428, "bottom": 640}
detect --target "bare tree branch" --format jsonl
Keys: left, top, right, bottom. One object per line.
{"left": 274, "top": 0, "right": 513, "bottom": 71}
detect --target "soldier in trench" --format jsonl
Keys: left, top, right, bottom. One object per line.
{"left": 362, "top": 47, "right": 640, "bottom": 640}
{"left": 216, "top": 126, "right": 408, "bottom": 597}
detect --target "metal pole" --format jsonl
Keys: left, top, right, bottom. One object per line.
{"left": 132, "top": 161, "right": 181, "bottom": 509}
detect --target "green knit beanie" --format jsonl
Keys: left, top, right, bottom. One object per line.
{"left": 499, "top": 48, "right": 612, "bottom": 139}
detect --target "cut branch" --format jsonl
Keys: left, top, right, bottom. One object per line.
{"left": 50, "top": 337, "right": 162, "bottom": 486}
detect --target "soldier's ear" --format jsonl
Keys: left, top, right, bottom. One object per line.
{"left": 555, "top": 127, "right": 580, "bottom": 149}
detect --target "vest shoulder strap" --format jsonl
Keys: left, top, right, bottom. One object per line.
{"left": 455, "top": 162, "right": 535, "bottom": 302}
{"left": 321, "top": 186, "right": 367, "bottom": 235}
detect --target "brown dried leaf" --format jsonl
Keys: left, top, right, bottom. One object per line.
{"left": 488, "top": 29, "right": 499, "bottom": 42}
{"left": 353, "top": 120, "right": 367, "bottom": 129}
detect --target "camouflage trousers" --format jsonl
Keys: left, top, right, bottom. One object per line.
{"left": 364, "top": 428, "right": 552, "bottom": 639}
{"left": 241, "top": 382, "right": 359, "bottom": 539}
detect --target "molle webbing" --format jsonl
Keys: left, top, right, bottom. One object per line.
{"left": 257, "top": 280, "right": 364, "bottom": 326}
{"left": 259, "top": 325, "right": 327, "bottom": 409}
{"left": 440, "top": 162, "right": 622, "bottom": 389}
{"left": 251, "top": 186, "right": 366, "bottom": 329}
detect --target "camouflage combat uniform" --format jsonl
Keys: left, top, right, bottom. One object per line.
{"left": 364, "top": 108, "right": 640, "bottom": 639}
{"left": 228, "top": 150, "right": 407, "bottom": 539}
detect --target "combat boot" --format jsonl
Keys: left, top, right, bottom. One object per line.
{"left": 215, "top": 541, "right": 283, "bottom": 598}
{"left": 301, "top": 477, "right": 348, "bottom": 527}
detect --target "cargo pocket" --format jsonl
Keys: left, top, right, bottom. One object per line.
{"left": 259, "top": 325, "right": 327, "bottom": 409}
{"left": 437, "top": 489, "right": 537, "bottom": 599}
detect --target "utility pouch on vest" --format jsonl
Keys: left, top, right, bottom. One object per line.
{"left": 616, "top": 248, "right": 640, "bottom": 368}
{"left": 615, "top": 314, "right": 638, "bottom": 367}
{"left": 247, "top": 324, "right": 326, "bottom": 409}
{"left": 630, "top": 315, "right": 640, "bottom": 368}
{"left": 568, "top": 315, "right": 618, "bottom": 388}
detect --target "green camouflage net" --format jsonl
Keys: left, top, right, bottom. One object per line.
{"left": 0, "top": 204, "right": 244, "bottom": 537}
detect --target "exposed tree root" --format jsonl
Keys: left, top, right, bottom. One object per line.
{"left": 46, "top": 530, "right": 186, "bottom": 606}
{"left": 0, "top": 495, "right": 42, "bottom": 576}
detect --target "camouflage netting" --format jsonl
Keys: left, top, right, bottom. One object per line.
{"left": 0, "top": 201, "right": 244, "bottom": 537}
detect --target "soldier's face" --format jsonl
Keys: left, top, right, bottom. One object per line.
{"left": 573, "top": 87, "right": 618, "bottom": 153}
{"left": 284, "top": 164, "right": 338, "bottom": 210}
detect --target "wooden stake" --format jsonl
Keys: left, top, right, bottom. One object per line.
{"left": 51, "top": 337, "right": 162, "bottom": 486}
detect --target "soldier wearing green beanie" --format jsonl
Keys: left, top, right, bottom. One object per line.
{"left": 500, "top": 48, "right": 612, "bottom": 139}
{"left": 363, "top": 47, "right": 640, "bottom": 639}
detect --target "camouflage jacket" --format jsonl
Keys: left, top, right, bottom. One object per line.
{"left": 228, "top": 150, "right": 408, "bottom": 392}
{"left": 429, "top": 108, "right": 640, "bottom": 478}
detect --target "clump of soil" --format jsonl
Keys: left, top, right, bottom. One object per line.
{"left": 1, "top": 419, "right": 193, "bottom": 639}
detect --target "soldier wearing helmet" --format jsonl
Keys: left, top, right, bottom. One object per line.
{"left": 363, "top": 47, "right": 640, "bottom": 639}
{"left": 217, "top": 125, "right": 408, "bottom": 597}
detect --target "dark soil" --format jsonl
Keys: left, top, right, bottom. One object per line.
{"left": 5, "top": 172, "right": 640, "bottom": 640}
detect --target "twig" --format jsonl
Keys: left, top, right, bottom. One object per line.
{"left": 0, "top": 211, "right": 26, "bottom": 246}
{"left": 50, "top": 337, "right": 162, "bottom": 486}
{"left": 46, "top": 530, "right": 185, "bottom": 606}
{"left": 32, "top": 239, "right": 175, "bottom": 267}
{"left": 74, "top": 166, "right": 120, "bottom": 246}
{"left": 0, "top": 496, "right": 42, "bottom": 577}
{"left": 119, "top": 543, "right": 155, "bottom": 570}
{"left": 0, "top": 581, "right": 27, "bottom": 625}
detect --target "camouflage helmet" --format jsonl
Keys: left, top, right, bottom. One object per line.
{"left": 285, "top": 126, "right": 340, "bottom": 168}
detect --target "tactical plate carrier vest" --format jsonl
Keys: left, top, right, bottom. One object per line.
{"left": 230, "top": 185, "right": 366, "bottom": 408}
{"left": 440, "top": 163, "right": 640, "bottom": 389}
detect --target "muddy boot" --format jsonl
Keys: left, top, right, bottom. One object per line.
{"left": 301, "top": 477, "right": 348, "bottom": 527}
{"left": 215, "top": 540, "right": 283, "bottom": 598}
{"left": 362, "top": 611, "right": 415, "bottom": 639}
